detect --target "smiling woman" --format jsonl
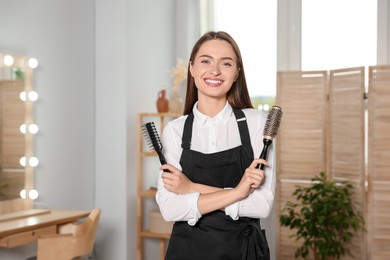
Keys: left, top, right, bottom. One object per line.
{"left": 0, "top": 53, "right": 39, "bottom": 213}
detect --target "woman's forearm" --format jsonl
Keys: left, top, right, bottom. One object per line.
{"left": 197, "top": 188, "right": 243, "bottom": 215}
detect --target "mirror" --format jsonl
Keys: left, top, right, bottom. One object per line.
{"left": 0, "top": 53, "right": 38, "bottom": 213}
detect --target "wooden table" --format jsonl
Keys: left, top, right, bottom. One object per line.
{"left": 0, "top": 209, "right": 90, "bottom": 248}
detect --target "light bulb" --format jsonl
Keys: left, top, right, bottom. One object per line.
{"left": 28, "top": 58, "right": 38, "bottom": 68}
{"left": 4, "top": 55, "right": 14, "bottom": 66}
{"left": 20, "top": 189, "right": 27, "bottom": 199}
{"left": 20, "top": 91, "right": 27, "bottom": 101}
{"left": 28, "top": 91, "right": 38, "bottom": 101}
{"left": 263, "top": 104, "right": 270, "bottom": 111}
{"left": 28, "top": 189, "right": 39, "bottom": 200}
{"left": 29, "top": 124, "right": 39, "bottom": 134}
{"left": 19, "top": 157, "right": 27, "bottom": 167}
{"left": 20, "top": 124, "right": 27, "bottom": 134}
{"left": 29, "top": 157, "right": 39, "bottom": 167}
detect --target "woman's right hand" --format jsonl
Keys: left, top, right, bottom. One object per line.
{"left": 160, "top": 164, "right": 194, "bottom": 195}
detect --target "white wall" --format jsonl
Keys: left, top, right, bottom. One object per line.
{"left": 0, "top": 0, "right": 178, "bottom": 259}
{"left": 1, "top": 0, "right": 284, "bottom": 259}
{"left": 0, "top": 0, "right": 95, "bottom": 259}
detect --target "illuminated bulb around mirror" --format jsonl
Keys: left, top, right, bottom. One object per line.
{"left": 29, "top": 157, "right": 39, "bottom": 167}
{"left": 19, "top": 189, "right": 39, "bottom": 200}
{"left": 20, "top": 189, "right": 27, "bottom": 199}
{"left": 29, "top": 124, "right": 39, "bottom": 134}
{"left": 20, "top": 124, "right": 27, "bottom": 134}
{"left": 29, "top": 189, "right": 39, "bottom": 200}
{"left": 28, "top": 57, "right": 38, "bottom": 68}
{"left": 28, "top": 91, "right": 38, "bottom": 101}
{"left": 20, "top": 91, "right": 27, "bottom": 101}
{"left": 3, "top": 55, "right": 14, "bottom": 66}
{"left": 20, "top": 91, "right": 38, "bottom": 102}
{"left": 20, "top": 157, "right": 27, "bottom": 167}
{"left": 20, "top": 124, "right": 39, "bottom": 134}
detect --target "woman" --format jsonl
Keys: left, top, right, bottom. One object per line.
{"left": 156, "top": 31, "right": 274, "bottom": 260}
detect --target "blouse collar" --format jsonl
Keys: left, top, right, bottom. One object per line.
{"left": 192, "top": 101, "right": 233, "bottom": 127}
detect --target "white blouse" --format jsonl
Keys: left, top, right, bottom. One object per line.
{"left": 156, "top": 102, "right": 276, "bottom": 226}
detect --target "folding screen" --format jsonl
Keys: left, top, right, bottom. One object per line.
{"left": 328, "top": 67, "right": 366, "bottom": 259}
{"left": 367, "top": 65, "right": 390, "bottom": 259}
{"left": 275, "top": 71, "right": 328, "bottom": 259}
{"left": 276, "top": 67, "right": 367, "bottom": 259}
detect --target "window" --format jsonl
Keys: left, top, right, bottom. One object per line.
{"left": 302, "top": 0, "right": 377, "bottom": 71}
{"left": 204, "top": 0, "right": 277, "bottom": 109}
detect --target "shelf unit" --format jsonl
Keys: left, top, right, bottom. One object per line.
{"left": 137, "top": 112, "right": 179, "bottom": 260}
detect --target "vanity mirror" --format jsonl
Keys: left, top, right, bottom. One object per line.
{"left": 0, "top": 53, "right": 38, "bottom": 214}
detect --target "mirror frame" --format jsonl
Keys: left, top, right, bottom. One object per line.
{"left": 0, "top": 53, "right": 36, "bottom": 213}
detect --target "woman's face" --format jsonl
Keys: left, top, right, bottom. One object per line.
{"left": 190, "top": 39, "right": 239, "bottom": 102}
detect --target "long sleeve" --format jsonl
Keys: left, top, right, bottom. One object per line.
{"left": 155, "top": 115, "right": 202, "bottom": 225}
{"left": 225, "top": 109, "right": 276, "bottom": 219}
{"left": 225, "top": 147, "right": 275, "bottom": 219}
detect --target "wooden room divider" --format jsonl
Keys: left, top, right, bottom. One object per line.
{"left": 367, "top": 65, "right": 390, "bottom": 259}
{"left": 275, "top": 70, "right": 328, "bottom": 259}
{"left": 328, "top": 67, "right": 366, "bottom": 259}
{"left": 275, "top": 67, "right": 367, "bottom": 259}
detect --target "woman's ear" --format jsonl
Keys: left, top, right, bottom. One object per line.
{"left": 235, "top": 68, "right": 240, "bottom": 81}
{"left": 189, "top": 62, "right": 193, "bottom": 76}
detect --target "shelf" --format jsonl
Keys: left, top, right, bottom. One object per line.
{"left": 137, "top": 112, "right": 179, "bottom": 260}
{"left": 140, "top": 230, "right": 171, "bottom": 240}
{"left": 140, "top": 151, "right": 157, "bottom": 157}
{"left": 141, "top": 189, "right": 157, "bottom": 198}
{"left": 139, "top": 112, "right": 181, "bottom": 118}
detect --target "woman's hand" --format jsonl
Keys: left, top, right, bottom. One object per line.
{"left": 234, "top": 158, "right": 268, "bottom": 199}
{"left": 160, "top": 164, "right": 194, "bottom": 195}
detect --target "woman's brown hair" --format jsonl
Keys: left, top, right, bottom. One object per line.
{"left": 183, "top": 31, "right": 253, "bottom": 115}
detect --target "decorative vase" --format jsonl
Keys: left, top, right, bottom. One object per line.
{"left": 156, "top": 89, "right": 169, "bottom": 113}
{"left": 169, "top": 91, "right": 183, "bottom": 114}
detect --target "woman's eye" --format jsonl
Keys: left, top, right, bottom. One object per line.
{"left": 200, "top": 59, "right": 210, "bottom": 64}
{"left": 222, "top": 62, "right": 232, "bottom": 67}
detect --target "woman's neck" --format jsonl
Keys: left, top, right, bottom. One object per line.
{"left": 197, "top": 98, "right": 227, "bottom": 118}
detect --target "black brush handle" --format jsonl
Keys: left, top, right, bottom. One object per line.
{"left": 155, "top": 149, "right": 170, "bottom": 173}
{"left": 257, "top": 139, "right": 272, "bottom": 170}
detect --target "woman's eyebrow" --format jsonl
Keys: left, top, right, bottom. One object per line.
{"left": 198, "top": 54, "right": 234, "bottom": 61}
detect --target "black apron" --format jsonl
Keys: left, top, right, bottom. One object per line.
{"left": 165, "top": 109, "right": 270, "bottom": 260}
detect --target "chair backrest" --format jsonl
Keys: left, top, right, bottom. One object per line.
{"left": 37, "top": 208, "right": 101, "bottom": 260}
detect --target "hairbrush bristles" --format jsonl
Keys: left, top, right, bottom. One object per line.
{"left": 258, "top": 105, "right": 283, "bottom": 170}
{"left": 263, "top": 105, "right": 283, "bottom": 140}
{"left": 142, "top": 122, "right": 162, "bottom": 152}
{"left": 141, "top": 121, "right": 168, "bottom": 168}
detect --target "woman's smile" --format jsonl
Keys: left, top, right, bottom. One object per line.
{"left": 204, "top": 77, "right": 224, "bottom": 87}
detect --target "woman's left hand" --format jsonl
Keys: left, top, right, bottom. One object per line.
{"left": 160, "top": 164, "right": 194, "bottom": 195}
{"left": 234, "top": 159, "right": 268, "bottom": 199}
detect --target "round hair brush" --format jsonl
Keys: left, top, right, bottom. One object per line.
{"left": 258, "top": 105, "right": 283, "bottom": 170}
{"left": 141, "top": 121, "right": 170, "bottom": 172}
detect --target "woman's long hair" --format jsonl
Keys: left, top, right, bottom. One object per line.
{"left": 183, "top": 31, "right": 253, "bottom": 115}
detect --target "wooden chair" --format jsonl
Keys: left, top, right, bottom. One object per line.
{"left": 36, "top": 208, "right": 101, "bottom": 260}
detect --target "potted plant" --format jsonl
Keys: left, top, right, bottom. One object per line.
{"left": 279, "top": 172, "right": 365, "bottom": 260}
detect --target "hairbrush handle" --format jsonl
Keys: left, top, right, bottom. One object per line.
{"left": 156, "top": 150, "right": 170, "bottom": 173}
{"left": 257, "top": 139, "right": 272, "bottom": 170}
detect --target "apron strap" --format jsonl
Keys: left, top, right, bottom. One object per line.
{"left": 181, "top": 113, "right": 194, "bottom": 149}
{"left": 233, "top": 109, "right": 254, "bottom": 160}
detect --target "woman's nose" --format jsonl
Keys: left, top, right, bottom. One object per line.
{"left": 210, "top": 64, "right": 221, "bottom": 76}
